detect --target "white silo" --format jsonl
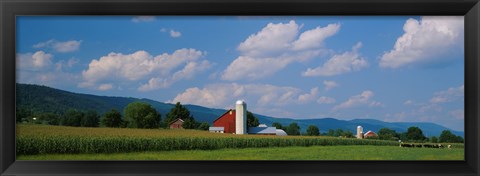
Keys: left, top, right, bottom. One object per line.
{"left": 356, "top": 126, "right": 363, "bottom": 139}
{"left": 235, "top": 100, "right": 247, "bottom": 135}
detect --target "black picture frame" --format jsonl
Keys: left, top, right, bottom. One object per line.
{"left": 1, "top": 0, "right": 479, "bottom": 175}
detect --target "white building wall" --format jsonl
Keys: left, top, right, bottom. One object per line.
{"left": 235, "top": 100, "right": 247, "bottom": 134}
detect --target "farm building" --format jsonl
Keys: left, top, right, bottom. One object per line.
{"left": 169, "top": 118, "right": 184, "bottom": 129}
{"left": 209, "top": 100, "right": 287, "bottom": 136}
{"left": 363, "top": 130, "right": 378, "bottom": 138}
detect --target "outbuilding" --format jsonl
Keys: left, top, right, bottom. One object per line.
{"left": 169, "top": 118, "right": 184, "bottom": 129}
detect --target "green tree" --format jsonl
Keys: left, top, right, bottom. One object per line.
{"left": 439, "top": 130, "right": 463, "bottom": 143}
{"left": 82, "top": 110, "right": 100, "bottom": 127}
{"left": 327, "top": 129, "right": 335, "bottom": 136}
{"left": 182, "top": 118, "right": 197, "bottom": 129}
{"left": 124, "top": 102, "right": 161, "bottom": 129}
{"left": 343, "top": 130, "right": 354, "bottom": 138}
{"left": 164, "top": 102, "right": 192, "bottom": 125}
{"left": 306, "top": 125, "right": 320, "bottom": 136}
{"left": 36, "top": 112, "right": 60, "bottom": 125}
{"left": 197, "top": 122, "right": 210, "bottom": 131}
{"left": 430, "top": 136, "right": 438, "bottom": 143}
{"left": 378, "top": 128, "right": 398, "bottom": 140}
{"left": 247, "top": 111, "right": 260, "bottom": 127}
{"left": 101, "top": 109, "right": 123, "bottom": 128}
{"left": 61, "top": 109, "right": 83, "bottom": 127}
{"left": 272, "top": 122, "right": 283, "bottom": 129}
{"left": 16, "top": 107, "right": 33, "bottom": 123}
{"left": 286, "top": 123, "right": 300, "bottom": 136}
{"left": 406, "top": 126, "right": 426, "bottom": 141}
{"left": 334, "top": 129, "right": 344, "bottom": 137}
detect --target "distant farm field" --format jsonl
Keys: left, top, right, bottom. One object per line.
{"left": 18, "top": 145, "right": 464, "bottom": 160}
{"left": 16, "top": 124, "right": 464, "bottom": 160}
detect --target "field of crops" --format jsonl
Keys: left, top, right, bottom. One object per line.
{"left": 17, "top": 124, "right": 404, "bottom": 155}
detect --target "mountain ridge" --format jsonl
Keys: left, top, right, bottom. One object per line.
{"left": 16, "top": 83, "right": 464, "bottom": 137}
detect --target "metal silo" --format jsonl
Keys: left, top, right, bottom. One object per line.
{"left": 235, "top": 100, "right": 247, "bottom": 134}
{"left": 357, "top": 126, "right": 363, "bottom": 139}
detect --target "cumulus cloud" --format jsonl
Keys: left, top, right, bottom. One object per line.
{"left": 17, "top": 51, "right": 53, "bottom": 70}
{"left": 302, "top": 42, "right": 368, "bottom": 77}
{"left": 34, "top": 39, "right": 82, "bottom": 53}
{"left": 323, "top": 80, "right": 338, "bottom": 91}
{"left": 169, "top": 83, "right": 319, "bottom": 109}
{"left": 132, "top": 16, "right": 156, "bottom": 23}
{"left": 297, "top": 87, "right": 319, "bottom": 103}
{"left": 222, "top": 20, "right": 340, "bottom": 81}
{"left": 333, "top": 90, "right": 383, "bottom": 111}
{"left": 80, "top": 48, "right": 209, "bottom": 91}
{"left": 98, "top": 84, "right": 114, "bottom": 91}
{"left": 292, "top": 23, "right": 340, "bottom": 51}
{"left": 380, "top": 16, "right": 464, "bottom": 68}
{"left": 138, "top": 60, "right": 212, "bottom": 91}
{"left": 169, "top": 29, "right": 182, "bottom": 38}
{"left": 17, "top": 51, "right": 81, "bottom": 87}
{"left": 317, "top": 96, "right": 336, "bottom": 104}
{"left": 430, "top": 85, "right": 464, "bottom": 103}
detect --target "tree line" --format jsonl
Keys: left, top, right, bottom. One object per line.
{"left": 17, "top": 101, "right": 212, "bottom": 130}
{"left": 270, "top": 122, "right": 464, "bottom": 143}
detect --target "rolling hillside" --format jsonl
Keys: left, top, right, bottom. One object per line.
{"left": 16, "top": 83, "right": 464, "bottom": 137}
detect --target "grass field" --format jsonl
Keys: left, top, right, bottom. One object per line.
{"left": 18, "top": 145, "right": 464, "bottom": 160}
{"left": 16, "top": 124, "right": 464, "bottom": 160}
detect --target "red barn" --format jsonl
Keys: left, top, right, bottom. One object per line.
{"left": 363, "top": 130, "right": 378, "bottom": 138}
{"left": 169, "top": 118, "right": 184, "bottom": 129}
{"left": 213, "top": 109, "right": 236, "bottom": 133}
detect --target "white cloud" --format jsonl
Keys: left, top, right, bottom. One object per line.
{"left": 138, "top": 60, "right": 212, "bottom": 91}
{"left": 222, "top": 20, "right": 340, "bottom": 81}
{"left": 404, "top": 100, "right": 414, "bottom": 105}
{"left": 302, "top": 42, "right": 368, "bottom": 77}
{"left": 17, "top": 51, "right": 53, "bottom": 70}
{"left": 333, "top": 90, "right": 382, "bottom": 111}
{"left": 80, "top": 48, "right": 207, "bottom": 90}
{"left": 169, "top": 83, "right": 319, "bottom": 109}
{"left": 34, "top": 40, "right": 82, "bottom": 53}
{"left": 292, "top": 23, "right": 340, "bottom": 51}
{"left": 98, "top": 84, "right": 114, "bottom": 91}
{"left": 449, "top": 109, "right": 464, "bottom": 120}
{"left": 237, "top": 20, "right": 299, "bottom": 57}
{"left": 297, "top": 87, "right": 319, "bottom": 103}
{"left": 323, "top": 80, "right": 338, "bottom": 91}
{"left": 317, "top": 96, "right": 336, "bottom": 104}
{"left": 132, "top": 16, "right": 156, "bottom": 23}
{"left": 169, "top": 29, "right": 182, "bottom": 38}
{"left": 380, "top": 16, "right": 464, "bottom": 68}
{"left": 430, "top": 85, "right": 464, "bottom": 103}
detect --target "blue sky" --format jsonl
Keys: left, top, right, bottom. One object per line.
{"left": 16, "top": 16, "right": 465, "bottom": 131}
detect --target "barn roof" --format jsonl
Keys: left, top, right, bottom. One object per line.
{"left": 213, "top": 109, "right": 235, "bottom": 123}
{"left": 248, "top": 127, "right": 277, "bottom": 134}
{"left": 364, "top": 130, "right": 378, "bottom": 136}
{"left": 275, "top": 129, "right": 288, "bottom": 136}
{"left": 168, "top": 118, "right": 184, "bottom": 125}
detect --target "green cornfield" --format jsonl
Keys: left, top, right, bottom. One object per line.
{"left": 15, "top": 124, "right": 424, "bottom": 155}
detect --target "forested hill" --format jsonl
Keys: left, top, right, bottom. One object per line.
{"left": 16, "top": 83, "right": 463, "bottom": 137}
{"left": 16, "top": 83, "right": 225, "bottom": 123}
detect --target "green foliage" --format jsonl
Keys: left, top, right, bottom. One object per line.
{"left": 306, "top": 125, "right": 320, "bottom": 136}
{"left": 247, "top": 111, "right": 259, "bottom": 127}
{"left": 271, "top": 122, "right": 282, "bottom": 129}
{"left": 61, "top": 109, "right": 84, "bottom": 127}
{"left": 378, "top": 128, "right": 398, "bottom": 141}
{"left": 82, "top": 110, "right": 100, "bottom": 127}
{"left": 182, "top": 118, "right": 197, "bottom": 129}
{"left": 124, "top": 102, "right": 161, "bottom": 129}
{"left": 164, "top": 102, "right": 192, "bottom": 125}
{"left": 406, "top": 126, "right": 426, "bottom": 141}
{"left": 16, "top": 124, "right": 402, "bottom": 155}
{"left": 197, "top": 122, "right": 210, "bottom": 131}
{"left": 334, "top": 129, "right": 344, "bottom": 137}
{"left": 101, "top": 109, "right": 123, "bottom": 128}
{"left": 439, "top": 130, "right": 464, "bottom": 143}
{"left": 430, "top": 136, "right": 438, "bottom": 143}
{"left": 326, "top": 129, "right": 335, "bottom": 136}
{"left": 286, "top": 123, "right": 301, "bottom": 136}
{"left": 36, "top": 112, "right": 60, "bottom": 125}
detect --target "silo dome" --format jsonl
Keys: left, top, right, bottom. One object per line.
{"left": 236, "top": 100, "right": 245, "bottom": 105}
{"left": 357, "top": 126, "right": 362, "bottom": 129}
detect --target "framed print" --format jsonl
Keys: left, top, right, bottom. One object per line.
{"left": 1, "top": 0, "right": 479, "bottom": 175}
